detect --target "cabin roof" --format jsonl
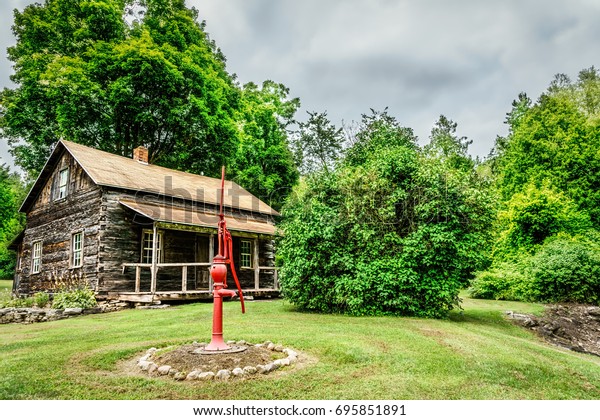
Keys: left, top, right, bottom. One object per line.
{"left": 119, "top": 199, "right": 277, "bottom": 236}
{"left": 20, "top": 140, "right": 279, "bottom": 216}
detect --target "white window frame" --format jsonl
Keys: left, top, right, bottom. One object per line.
{"left": 240, "top": 240, "right": 252, "bottom": 269}
{"left": 71, "top": 231, "right": 84, "bottom": 268}
{"left": 56, "top": 168, "right": 69, "bottom": 200}
{"left": 31, "top": 241, "right": 42, "bottom": 274}
{"left": 141, "top": 230, "right": 163, "bottom": 264}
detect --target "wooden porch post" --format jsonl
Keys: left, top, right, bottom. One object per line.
{"left": 181, "top": 265, "right": 188, "bottom": 292}
{"left": 208, "top": 233, "right": 214, "bottom": 291}
{"left": 151, "top": 222, "right": 158, "bottom": 294}
{"left": 254, "top": 238, "right": 260, "bottom": 290}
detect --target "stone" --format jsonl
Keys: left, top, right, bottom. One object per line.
{"left": 232, "top": 368, "right": 244, "bottom": 377}
{"left": 174, "top": 372, "right": 186, "bottom": 381}
{"left": 147, "top": 347, "right": 158, "bottom": 355}
{"left": 226, "top": 340, "right": 236, "bottom": 345}
{"left": 157, "top": 365, "right": 172, "bottom": 375}
{"left": 274, "top": 345, "right": 284, "bottom": 352}
{"left": 168, "top": 368, "right": 178, "bottom": 376}
{"left": 254, "top": 343, "right": 265, "bottom": 348}
{"left": 283, "top": 349, "right": 298, "bottom": 358}
{"left": 216, "top": 369, "right": 231, "bottom": 380}
{"left": 256, "top": 364, "right": 267, "bottom": 374}
{"left": 264, "top": 362, "right": 277, "bottom": 372}
{"left": 64, "top": 308, "right": 83, "bottom": 315}
{"left": 137, "top": 361, "right": 151, "bottom": 371}
{"left": 242, "top": 366, "right": 257, "bottom": 375}
{"left": 273, "top": 359, "right": 284, "bottom": 367}
{"left": 148, "top": 363, "right": 158, "bottom": 374}
{"left": 186, "top": 371, "right": 200, "bottom": 380}
{"left": 198, "top": 372, "right": 215, "bottom": 381}
{"left": 139, "top": 354, "right": 150, "bottom": 362}
{"left": 287, "top": 355, "right": 298, "bottom": 364}
{"left": 279, "top": 358, "right": 291, "bottom": 366}
{"left": 236, "top": 340, "right": 247, "bottom": 346}
{"left": 267, "top": 343, "right": 275, "bottom": 350}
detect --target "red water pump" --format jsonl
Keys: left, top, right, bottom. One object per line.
{"left": 204, "top": 167, "right": 245, "bottom": 352}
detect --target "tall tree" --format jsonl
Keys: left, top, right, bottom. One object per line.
{"left": 424, "top": 115, "right": 473, "bottom": 171}
{"left": 292, "top": 111, "right": 344, "bottom": 175}
{"left": 494, "top": 67, "right": 600, "bottom": 226}
{"left": 231, "top": 80, "right": 300, "bottom": 210}
{"left": 1, "top": 0, "right": 241, "bottom": 179}
{"left": 0, "top": 163, "right": 25, "bottom": 279}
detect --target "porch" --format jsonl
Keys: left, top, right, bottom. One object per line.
{"left": 114, "top": 199, "right": 280, "bottom": 303}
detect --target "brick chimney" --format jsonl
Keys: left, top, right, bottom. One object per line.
{"left": 133, "top": 146, "right": 149, "bottom": 164}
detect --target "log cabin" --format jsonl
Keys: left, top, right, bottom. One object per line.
{"left": 10, "top": 140, "right": 280, "bottom": 304}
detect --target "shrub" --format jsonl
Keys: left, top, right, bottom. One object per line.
{"left": 32, "top": 292, "right": 50, "bottom": 308}
{"left": 279, "top": 115, "right": 495, "bottom": 318}
{"left": 523, "top": 234, "right": 600, "bottom": 304}
{"left": 468, "top": 263, "right": 529, "bottom": 301}
{"left": 52, "top": 288, "right": 96, "bottom": 309}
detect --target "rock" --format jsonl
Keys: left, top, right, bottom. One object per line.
{"left": 137, "top": 361, "right": 151, "bottom": 371}
{"left": 287, "top": 355, "right": 298, "bottom": 364}
{"left": 198, "top": 342, "right": 208, "bottom": 347}
{"left": 254, "top": 343, "right": 265, "bottom": 348}
{"left": 157, "top": 365, "right": 172, "bottom": 375}
{"left": 82, "top": 307, "right": 102, "bottom": 315}
{"left": 147, "top": 348, "right": 158, "bottom": 355}
{"left": 256, "top": 364, "right": 267, "bottom": 374}
{"left": 283, "top": 349, "right": 297, "bottom": 358}
{"left": 148, "top": 363, "right": 158, "bottom": 374}
{"left": 243, "top": 366, "right": 257, "bottom": 375}
{"left": 267, "top": 343, "right": 275, "bottom": 350}
{"left": 264, "top": 362, "right": 277, "bottom": 372}
{"left": 198, "top": 372, "right": 215, "bottom": 381}
{"left": 174, "top": 372, "right": 186, "bottom": 381}
{"left": 279, "top": 358, "right": 291, "bottom": 366}
{"left": 274, "top": 345, "right": 284, "bottom": 352}
{"left": 273, "top": 359, "right": 284, "bottom": 367}
{"left": 186, "top": 371, "right": 200, "bottom": 380}
{"left": 232, "top": 368, "right": 244, "bottom": 377}
{"left": 216, "top": 369, "right": 231, "bottom": 380}
{"left": 226, "top": 340, "right": 236, "bottom": 345}
{"left": 64, "top": 308, "right": 83, "bottom": 315}
{"left": 139, "top": 354, "right": 149, "bottom": 362}
{"left": 236, "top": 340, "right": 247, "bottom": 346}
{"left": 168, "top": 368, "right": 177, "bottom": 376}
{"left": 586, "top": 307, "right": 600, "bottom": 318}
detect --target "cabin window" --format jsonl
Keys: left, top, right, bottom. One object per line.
{"left": 71, "top": 232, "right": 83, "bottom": 268}
{"left": 142, "top": 230, "right": 163, "bottom": 264}
{"left": 31, "top": 241, "right": 42, "bottom": 274}
{"left": 56, "top": 168, "right": 69, "bottom": 200}
{"left": 240, "top": 240, "right": 252, "bottom": 269}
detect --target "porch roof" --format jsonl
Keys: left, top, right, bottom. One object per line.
{"left": 119, "top": 199, "right": 277, "bottom": 236}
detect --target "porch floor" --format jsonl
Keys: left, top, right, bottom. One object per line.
{"left": 104, "top": 289, "right": 280, "bottom": 303}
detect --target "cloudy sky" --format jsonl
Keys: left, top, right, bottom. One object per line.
{"left": 1, "top": 0, "right": 599, "bottom": 170}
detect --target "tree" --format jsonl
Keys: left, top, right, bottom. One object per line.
{"left": 0, "top": 163, "right": 26, "bottom": 279}
{"left": 1, "top": 0, "right": 241, "bottom": 179}
{"left": 278, "top": 111, "right": 495, "bottom": 318}
{"left": 292, "top": 111, "right": 344, "bottom": 175}
{"left": 231, "top": 81, "right": 300, "bottom": 210}
{"left": 424, "top": 115, "right": 473, "bottom": 171}
{"left": 494, "top": 67, "right": 600, "bottom": 227}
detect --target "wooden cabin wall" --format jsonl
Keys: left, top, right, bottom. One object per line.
{"left": 16, "top": 153, "right": 101, "bottom": 294}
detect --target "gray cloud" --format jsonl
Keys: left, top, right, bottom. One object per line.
{"left": 1, "top": 0, "right": 599, "bottom": 169}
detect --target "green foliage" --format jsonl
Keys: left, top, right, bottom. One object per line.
{"left": 0, "top": 164, "right": 26, "bottom": 279}
{"left": 494, "top": 67, "right": 600, "bottom": 227}
{"left": 494, "top": 183, "right": 591, "bottom": 255}
{"left": 292, "top": 110, "right": 344, "bottom": 175}
{"left": 467, "top": 263, "right": 528, "bottom": 301}
{"left": 231, "top": 81, "right": 300, "bottom": 210}
{"left": 33, "top": 292, "right": 51, "bottom": 308}
{"left": 524, "top": 234, "right": 600, "bottom": 305}
{"left": 279, "top": 111, "right": 495, "bottom": 318}
{"left": 52, "top": 287, "right": 97, "bottom": 309}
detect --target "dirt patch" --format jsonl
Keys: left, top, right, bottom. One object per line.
{"left": 507, "top": 304, "right": 600, "bottom": 357}
{"left": 152, "top": 344, "right": 285, "bottom": 373}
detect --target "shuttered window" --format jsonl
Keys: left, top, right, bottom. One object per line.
{"left": 142, "top": 231, "right": 162, "bottom": 264}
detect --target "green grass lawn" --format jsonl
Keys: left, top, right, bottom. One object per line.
{"left": 0, "top": 296, "right": 598, "bottom": 400}
{"left": 0, "top": 280, "right": 12, "bottom": 303}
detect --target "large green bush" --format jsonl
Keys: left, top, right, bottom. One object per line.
{"left": 278, "top": 112, "right": 495, "bottom": 318}
{"left": 524, "top": 234, "right": 600, "bottom": 304}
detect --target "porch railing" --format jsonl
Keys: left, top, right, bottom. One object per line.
{"left": 122, "top": 262, "right": 279, "bottom": 293}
